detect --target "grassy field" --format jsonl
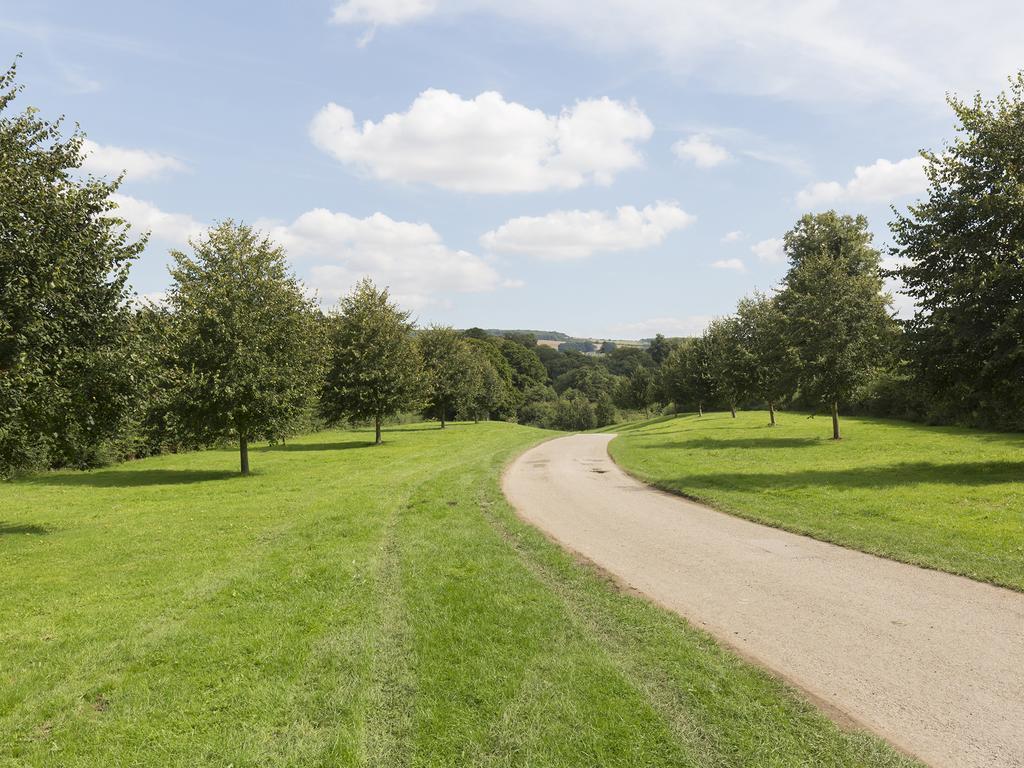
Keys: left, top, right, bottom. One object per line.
{"left": 609, "top": 411, "right": 1024, "bottom": 592}
{"left": 0, "top": 421, "right": 916, "bottom": 767}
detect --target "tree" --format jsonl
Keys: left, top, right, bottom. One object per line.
{"left": 647, "top": 333, "right": 672, "bottom": 365}
{"left": 418, "top": 326, "right": 475, "bottom": 428}
{"left": 321, "top": 279, "right": 422, "bottom": 445}
{"left": 890, "top": 73, "right": 1024, "bottom": 430}
{"left": 704, "top": 317, "right": 750, "bottom": 418}
{"left": 735, "top": 293, "right": 798, "bottom": 426}
{"left": 615, "top": 365, "right": 656, "bottom": 415}
{"left": 167, "top": 221, "right": 323, "bottom": 474}
{"left": 661, "top": 337, "right": 715, "bottom": 416}
{"left": 496, "top": 337, "right": 549, "bottom": 390}
{"left": 0, "top": 59, "right": 145, "bottom": 474}
{"left": 778, "top": 212, "right": 895, "bottom": 439}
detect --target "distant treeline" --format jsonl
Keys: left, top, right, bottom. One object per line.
{"left": 3, "top": 61, "right": 1023, "bottom": 476}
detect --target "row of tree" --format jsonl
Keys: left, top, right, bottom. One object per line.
{"left": 661, "top": 73, "right": 1024, "bottom": 438}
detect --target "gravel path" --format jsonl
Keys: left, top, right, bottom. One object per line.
{"left": 502, "top": 433, "right": 1024, "bottom": 768}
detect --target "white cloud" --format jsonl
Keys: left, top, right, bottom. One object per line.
{"left": 267, "top": 208, "right": 504, "bottom": 309}
{"left": 331, "top": 0, "right": 436, "bottom": 25}
{"left": 109, "top": 194, "right": 206, "bottom": 244}
{"left": 721, "top": 230, "right": 743, "bottom": 243}
{"left": 711, "top": 258, "right": 746, "bottom": 272}
{"left": 480, "top": 202, "right": 693, "bottom": 260}
{"left": 81, "top": 139, "right": 185, "bottom": 180}
{"left": 608, "top": 315, "right": 713, "bottom": 338}
{"left": 673, "top": 134, "right": 730, "bottom": 168}
{"left": 751, "top": 237, "right": 786, "bottom": 264}
{"left": 796, "top": 156, "right": 928, "bottom": 208}
{"left": 333, "top": 2, "right": 1024, "bottom": 105}
{"left": 310, "top": 89, "right": 653, "bottom": 193}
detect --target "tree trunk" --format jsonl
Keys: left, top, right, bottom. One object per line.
{"left": 698, "top": 402, "right": 703, "bottom": 417}
{"left": 831, "top": 401, "right": 841, "bottom": 440}
{"left": 374, "top": 415, "right": 382, "bottom": 445}
{"left": 769, "top": 401, "right": 776, "bottom": 426}
{"left": 440, "top": 406, "right": 446, "bottom": 429}
{"left": 239, "top": 433, "right": 250, "bottom": 476}
{"left": 730, "top": 403, "right": 737, "bottom": 418}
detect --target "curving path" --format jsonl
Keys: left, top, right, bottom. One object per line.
{"left": 502, "top": 433, "right": 1024, "bottom": 768}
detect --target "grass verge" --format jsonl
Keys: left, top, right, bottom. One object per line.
{"left": 608, "top": 411, "right": 1024, "bottom": 591}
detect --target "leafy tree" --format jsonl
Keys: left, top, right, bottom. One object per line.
{"left": 0, "top": 59, "right": 145, "bottom": 474}
{"left": 167, "top": 221, "right": 323, "bottom": 474}
{"left": 553, "top": 365, "right": 618, "bottom": 399}
{"left": 594, "top": 392, "right": 618, "bottom": 427}
{"left": 735, "top": 293, "right": 798, "bottom": 426}
{"left": 321, "top": 279, "right": 422, "bottom": 445}
{"left": 703, "top": 317, "right": 750, "bottom": 418}
{"left": 558, "top": 340, "right": 596, "bottom": 353}
{"left": 615, "top": 365, "right": 657, "bottom": 415}
{"left": 599, "top": 340, "right": 617, "bottom": 354}
{"left": 553, "top": 389, "right": 597, "bottom": 431}
{"left": 661, "top": 337, "right": 714, "bottom": 416}
{"left": 418, "top": 326, "right": 475, "bottom": 428}
{"left": 496, "top": 337, "right": 549, "bottom": 390}
{"left": 503, "top": 331, "right": 537, "bottom": 349}
{"left": 466, "top": 337, "right": 519, "bottom": 418}
{"left": 602, "top": 346, "right": 655, "bottom": 375}
{"left": 778, "top": 212, "right": 895, "bottom": 439}
{"left": 462, "top": 327, "right": 490, "bottom": 340}
{"left": 890, "top": 73, "right": 1024, "bottom": 429}
{"left": 647, "top": 333, "right": 672, "bottom": 365}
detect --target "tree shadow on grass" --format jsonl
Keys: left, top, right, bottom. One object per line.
{"left": 28, "top": 469, "right": 238, "bottom": 488}
{"left": 641, "top": 437, "right": 822, "bottom": 450}
{"left": 261, "top": 440, "right": 374, "bottom": 452}
{"left": 663, "top": 460, "right": 1024, "bottom": 492}
{"left": 0, "top": 521, "right": 49, "bottom": 535}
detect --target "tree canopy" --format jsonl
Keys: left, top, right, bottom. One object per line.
{"left": 167, "top": 221, "right": 323, "bottom": 473}
{"left": 0, "top": 59, "right": 145, "bottom": 475}
{"left": 321, "top": 278, "right": 423, "bottom": 444}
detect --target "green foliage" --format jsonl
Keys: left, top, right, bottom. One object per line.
{"left": 660, "top": 337, "right": 715, "bottom": 414}
{"left": 418, "top": 326, "right": 476, "bottom": 427}
{"left": 614, "top": 365, "right": 657, "bottom": 414}
{"left": 646, "top": 333, "right": 673, "bottom": 364}
{"left": 496, "top": 337, "right": 549, "bottom": 389}
{"left": 603, "top": 345, "right": 655, "bottom": 375}
{"left": 777, "top": 212, "right": 896, "bottom": 425}
{"left": 891, "top": 73, "right": 1024, "bottom": 430}
{"left": 734, "top": 293, "right": 799, "bottom": 418}
{"left": 0, "top": 59, "right": 145, "bottom": 475}
{"left": 552, "top": 389, "right": 597, "bottom": 430}
{"left": 167, "top": 221, "right": 323, "bottom": 473}
{"left": 703, "top": 316, "right": 751, "bottom": 413}
{"left": 557, "top": 340, "right": 596, "bottom": 353}
{"left": 321, "top": 278, "right": 422, "bottom": 443}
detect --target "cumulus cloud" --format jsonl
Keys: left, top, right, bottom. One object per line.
{"left": 479, "top": 202, "right": 693, "bottom": 260}
{"left": 711, "top": 258, "right": 746, "bottom": 272}
{"left": 266, "top": 208, "right": 504, "bottom": 309}
{"left": 331, "top": 0, "right": 435, "bottom": 25}
{"left": 109, "top": 194, "right": 206, "bottom": 244}
{"left": 81, "top": 139, "right": 185, "bottom": 180}
{"left": 673, "top": 134, "right": 730, "bottom": 168}
{"left": 750, "top": 237, "right": 786, "bottom": 264}
{"left": 310, "top": 89, "right": 653, "bottom": 193}
{"left": 330, "top": 1, "right": 1024, "bottom": 105}
{"left": 796, "top": 156, "right": 928, "bottom": 208}
{"left": 721, "top": 230, "right": 743, "bottom": 243}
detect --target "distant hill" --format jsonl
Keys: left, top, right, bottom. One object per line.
{"left": 482, "top": 329, "right": 572, "bottom": 341}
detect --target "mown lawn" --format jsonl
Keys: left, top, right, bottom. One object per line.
{"left": 609, "top": 411, "right": 1024, "bottom": 591}
{"left": 1, "top": 421, "right": 914, "bottom": 767}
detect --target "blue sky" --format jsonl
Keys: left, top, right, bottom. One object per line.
{"left": 3, "top": 1, "right": 1021, "bottom": 337}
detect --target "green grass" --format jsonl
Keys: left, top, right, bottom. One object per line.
{"left": 1, "top": 421, "right": 916, "bottom": 767}
{"left": 609, "top": 411, "right": 1024, "bottom": 591}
